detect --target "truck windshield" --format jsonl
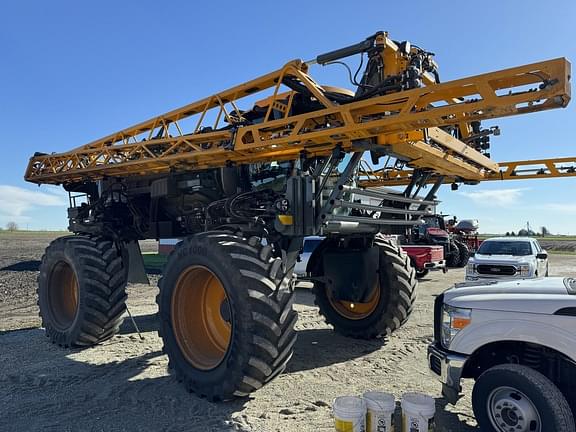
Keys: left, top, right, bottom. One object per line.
{"left": 477, "top": 241, "right": 532, "bottom": 256}
{"left": 423, "top": 217, "right": 441, "bottom": 228}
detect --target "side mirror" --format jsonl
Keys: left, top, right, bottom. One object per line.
{"left": 536, "top": 252, "right": 548, "bottom": 260}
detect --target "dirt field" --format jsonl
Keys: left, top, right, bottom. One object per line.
{"left": 1, "top": 232, "right": 574, "bottom": 432}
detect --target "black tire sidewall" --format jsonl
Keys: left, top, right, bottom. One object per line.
{"left": 39, "top": 237, "right": 91, "bottom": 344}
{"left": 158, "top": 236, "right": 252, "bottom": 392}
{"left": 473, "top": 365, "right": 574, "bottom": 432}
{"left": 447, "top": 240, "right": 461, "bottom": 267}
{"left": 310, "top": 236, "right": 415, "bottom": 338}
{"left": 455, "top": 240, "right": 470, "bottom": 267}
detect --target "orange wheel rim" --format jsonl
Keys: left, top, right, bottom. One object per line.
{"left": 48, "top": 261, "right": 79, "bottom": 330}
{"left": 327, "top": 282, "right": 380, "bottom": 320}
{"left": 171, "top": 265, "right": 232, "bottom": 370}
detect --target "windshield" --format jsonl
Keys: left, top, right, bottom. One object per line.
{"left": 477, "top": 240, "right": 533, "bottom": 256}
{"left": 423, "top": 217, "right": 442, "bottom": 228}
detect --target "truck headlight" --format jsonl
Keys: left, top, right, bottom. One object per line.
{"left": 466, "top": 262, "right": 475, "bottom": 274}
{"left": 441, "top": 305, "right": 472, "bottom": 348}
{"left": 518, "top": 264, "right": 531, "bottom": 276}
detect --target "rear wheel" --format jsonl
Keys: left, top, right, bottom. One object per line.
{"left": 455, "top": 240, "right": 470, "bottom": 267}
{"left": 157, "top": 232, "right": 297, "bottom": 400}
{"left": 38, "top": 235, "right": 127, "bottom": 347}
{"left": 446, "top": 240, "right": 461, "bottom": 268}
{"left": 472, "top": 364, "right": 575, "bottom": 432}
{"left": 309, "top": 234, "right": 417, "bottom": 339}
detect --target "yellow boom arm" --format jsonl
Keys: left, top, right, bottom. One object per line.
{"left": 358, "top": 156, "right": 576, "bottom": 187}
{"left": 24, "top": 34, "right": 570, "bottom": 187}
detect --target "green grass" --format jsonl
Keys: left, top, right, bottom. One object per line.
{"left": 548, "top": 250, "right": 576, "bottom": 255}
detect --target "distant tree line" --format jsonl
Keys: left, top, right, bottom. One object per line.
{"left": 505, "top": 226, "right": 550, "bottom": 237}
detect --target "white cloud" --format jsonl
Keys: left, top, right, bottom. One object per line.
{"left": 458, "top": 188, "right": 528, "bottom": 207}
{"left": 0, "top": 185, "right": 67, "bottom": 223}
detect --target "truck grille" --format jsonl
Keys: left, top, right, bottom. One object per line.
{"left": 429, "top": 354, "right": 442, "bottom": 376}
{"left": 476, "top": 264, "right": 516, "bottom": 276}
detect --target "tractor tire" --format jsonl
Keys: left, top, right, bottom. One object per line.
{"left": 446, "top": 241, "right": 461, "bottom": 268}
{"left": 38, "top": 235, "right": 127, "bottom": 347}
{"left": 157, "top": 231, "right": 297, "bottom": 401}
{"left": 309, "top": 234, "right": 417, "bottom": 339}
{"left": 455, "top": 240, "right": 470, "bottom": 268}
{"left": 472, "top": 364, "right": 575, "bottom": 432}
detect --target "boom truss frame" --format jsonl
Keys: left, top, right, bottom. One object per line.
{"left": 25, "top": 56, "right": 570, "bottom": 186}
{"left": 358, "top": 156, "right": 576, "bottom": 187}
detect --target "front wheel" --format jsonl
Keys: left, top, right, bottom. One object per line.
{"left": 472, "top": 364, "right": 575, "bottom": 432}
{"left": 309, "top": 234, "right": 417, "bottom": 339}
{"left": 157, "top": 232, "right": 297, "bottom": 401}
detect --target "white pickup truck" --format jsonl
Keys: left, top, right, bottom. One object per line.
{"left": 466, "top": 237, "right": 549, "bottom": 281}
{"left": 428, "top": 277, "right": 576, "bottom": 432}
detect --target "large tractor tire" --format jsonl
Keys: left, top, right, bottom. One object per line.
{"left": 38, "top": 235, "right": 127, "bottom": 347}
{"left": 157, "top": 232, "right": 297, "bottom": 401}
{"left": 446, "top": 240, "right": 461, "bottom": 268}
{"left": 455, "top": 240, "right": 470, "bottom": 267}
{"left": 308, "top": 234, "right": 417, "bottom": 339}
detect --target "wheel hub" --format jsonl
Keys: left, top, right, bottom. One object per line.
{"left": 488, "top": 387, "right": 541, "bottom": 432}
{"left": 47, "top": 260, "right": 79, "bottom": 330}
{"left": 171, "top": 266, "right": 232, "bottom": 371}
{"left": 327, "top": 281, "right": 380, "bottom": 320}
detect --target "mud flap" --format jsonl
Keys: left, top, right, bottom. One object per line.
{"left": 123, "top": 240, "right": 150, "bottom": 285}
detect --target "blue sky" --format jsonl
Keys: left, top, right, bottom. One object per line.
{"left": 1, "top": 1, "right": 575, "bottom": 233}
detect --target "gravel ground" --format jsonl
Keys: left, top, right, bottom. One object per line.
{"left": 1, "top": 232, "right": 574, "bottom": 432}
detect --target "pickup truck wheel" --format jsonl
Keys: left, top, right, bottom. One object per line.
{"left": 309, "top": 234, "right": 417, "bottom": 339}
{"left": 416, "top": 268, "right": 429, "bottom": 279}
{"left": 472, "top": 364, "right": 575, "bottom": 432}
{"left": 409, "top": 257, "right": 429, "bottom": 279}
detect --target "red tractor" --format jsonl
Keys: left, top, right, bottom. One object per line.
{"left": 409, "top": 215, "right": 470, "bottom": 268}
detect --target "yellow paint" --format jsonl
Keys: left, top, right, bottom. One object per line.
{"left": 23, "top": 31, "right": 571, "bottom": 188}
{"left": 335, "top": 418, "right": 355, "bottom": 432}
{"left": 277, "top": 215, "right": 294, "bottom": 225}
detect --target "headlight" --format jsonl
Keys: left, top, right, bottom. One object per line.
{"left": 441, "top": 305, "right": 472, "bottom": 348}
{"left": 466, "top": 262, "right": 476, "bottom": 274}
{"left": 518, "top": 264, "right": 531, "bottom": 276}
